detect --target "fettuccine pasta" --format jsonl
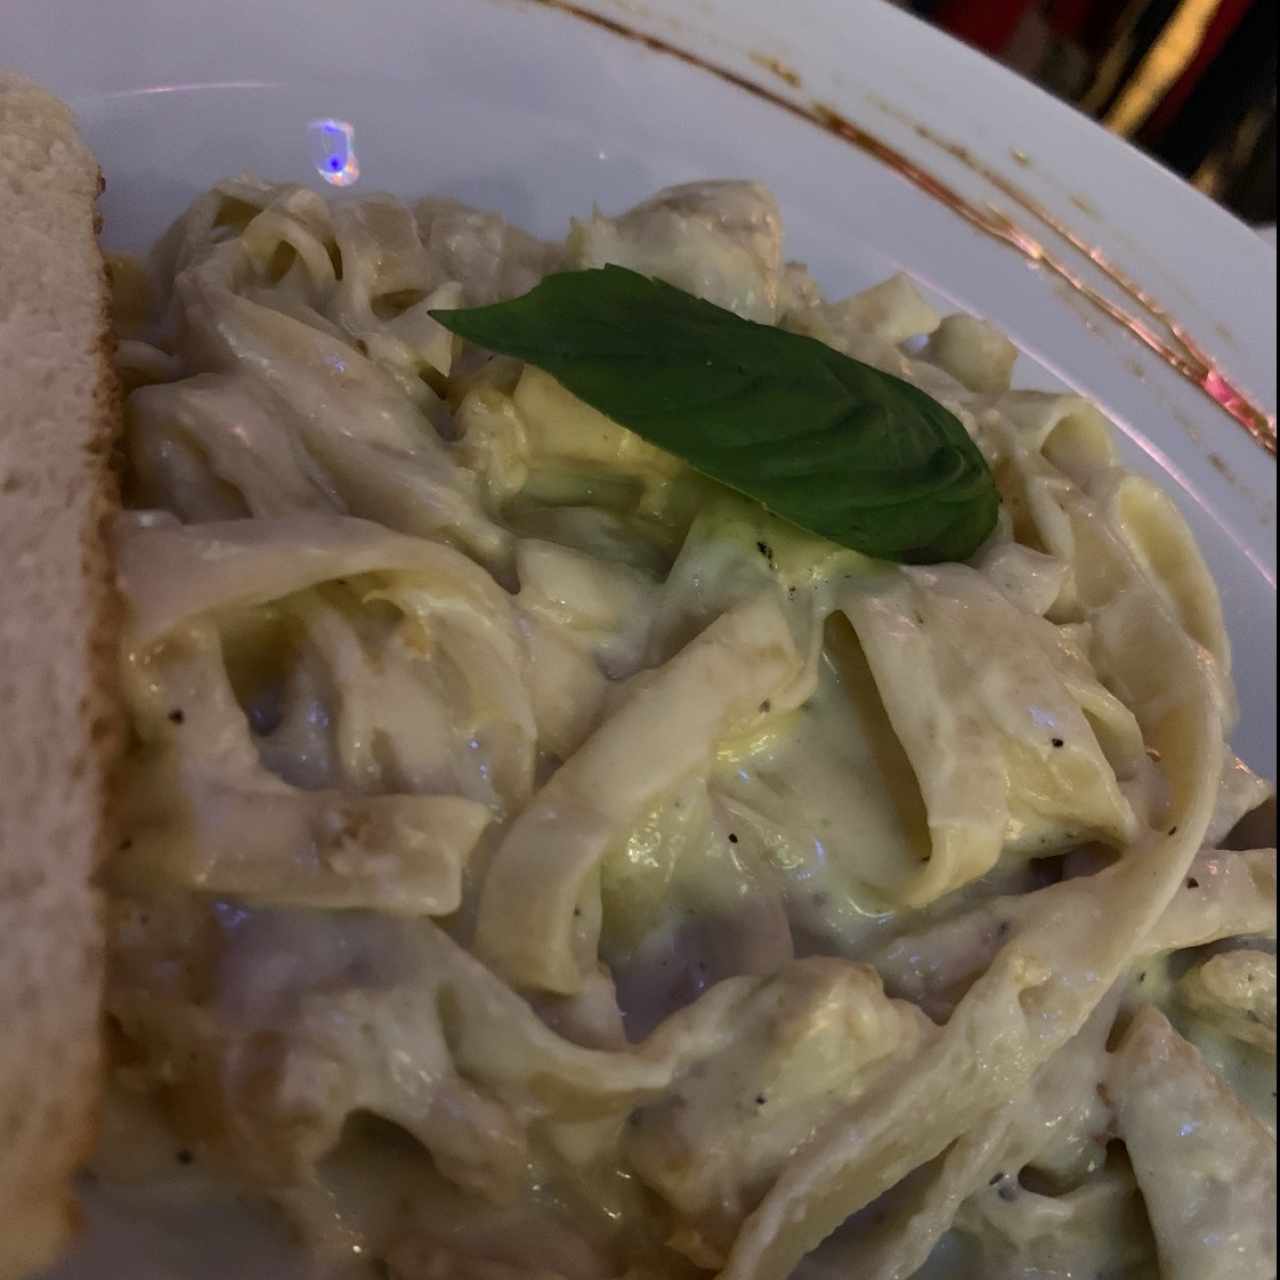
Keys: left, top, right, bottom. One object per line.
{"left": 102, "top": 177, "right": 1275, "bottom": 1280}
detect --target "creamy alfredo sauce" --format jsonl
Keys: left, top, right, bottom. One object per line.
{"left": 81, "top": 177, "right": 1276, "bottom": 1280}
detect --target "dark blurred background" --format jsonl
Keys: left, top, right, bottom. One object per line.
{"left": 894, "top": 0, "right": 1276, "bottom": 225}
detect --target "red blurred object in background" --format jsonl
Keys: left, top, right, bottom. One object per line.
{"left": 931, "top": 0, "right": 1037, "bottom": 53}
{"left": 1044, "top": 0, "right": 1098, "bottom": 41}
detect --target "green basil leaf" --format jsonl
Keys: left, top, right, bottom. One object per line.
{"left": 431, "top": 265, "right": 999, "bottom": 563}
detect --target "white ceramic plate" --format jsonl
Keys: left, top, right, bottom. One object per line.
{"left": 7, "top": 0, "right": 1276, "bottom": 1273}
{"left": 10, "top": 0, "right": 1275, "bottom": 780}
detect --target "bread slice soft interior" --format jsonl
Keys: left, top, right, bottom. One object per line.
{"left": 0, "top": 73, "right": 122, "bottom": 1279}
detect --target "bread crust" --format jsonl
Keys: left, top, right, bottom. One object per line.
{"left": 0, "top": 73, "right": 123, "bottom": 1279}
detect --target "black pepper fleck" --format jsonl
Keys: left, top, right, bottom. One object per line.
{"left": 755, "top": 1094, "right": 767, "bottom": 1106}
{"left": 1187, "top": 878, "right": 1199, "bottom": 889}
{"left": 1168, "top": 826, "right": 1178, "bottom": 835}
{"left": 1138, "top": 972, "right": 1146, "bottom": 983}
{"left": 168, "top": 709, "right": 185, "bottom": 725}
{"left": 1051, "top": 737, "right": 1064, "bottom": 748}
{"left": 176, "top": 1149, "right": 193, "bottom": 1166}
{"left": 756, "top": 541, "right": 772, "bottom": 559}
{"left": 728, "top": 833, "right": 739, "bottom": 844}
{"left": 759, "top": 700, "right": 772, "bottom": 713}
{"left": 573, "top": 907, "right": 583, "bottom": 917}
{"left": 989, "top": 1172, "right": 1004, "bottom": 1186}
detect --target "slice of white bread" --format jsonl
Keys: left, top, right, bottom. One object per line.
{"left": 0, "top": 75, "right": 121, "bottom": 1278}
